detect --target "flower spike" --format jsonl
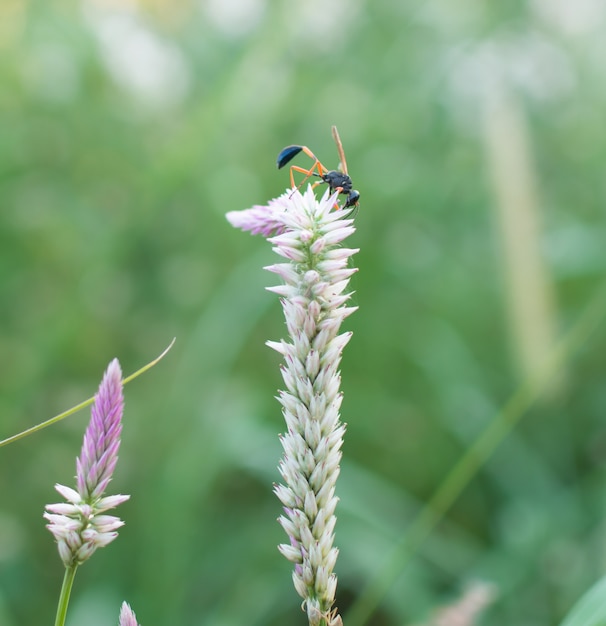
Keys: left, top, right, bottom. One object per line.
{"left": 227, "top": 185, "right": 358, "bottom": 626}
{"left": 44, "top": 359, "right": 130, "bottom": 567}
{"left": 119, "top": 601, "right": 141, "bottom": 626}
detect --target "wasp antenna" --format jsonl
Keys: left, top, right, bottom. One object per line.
{"left": 331, "top": 126, "right": 348, "bottom": 175}
{"left": 277, "top": 145, "right": 304, "bottom": 169}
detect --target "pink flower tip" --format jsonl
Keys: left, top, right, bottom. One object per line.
{"left": 119, "top": 601, "right": 141, "bottom": 626}
{"left": 76, "top": 358, "right": 124, "bottom": 500}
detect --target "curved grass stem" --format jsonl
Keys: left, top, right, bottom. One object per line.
{"left": 0, "top": 338, "right": 175, "bottom": 448}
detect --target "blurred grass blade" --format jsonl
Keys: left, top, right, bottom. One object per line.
{"left": 346, "top": 282, "right": 606, "bottom": 626}
{"left": 0, "top": 338, "right": 175, "bottom": 448}
{"left": 559, "top": 576, "right": 606, "bottom": 626}
{"left": 482, "top": 76, "right": 559, "bottom": 391}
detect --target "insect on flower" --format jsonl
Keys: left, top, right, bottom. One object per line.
{"left": 276, "top": 126, "right": 360, "bottom": 209}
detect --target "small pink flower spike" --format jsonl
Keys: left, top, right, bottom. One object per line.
{"left": 119, "top": 601, "right": 141, "bottom": 626}
{"left": 44, "top": 359, "right": 130, "bottom": 567}
{"left": 77, "top": 358, "right": 124, "bottom": 500}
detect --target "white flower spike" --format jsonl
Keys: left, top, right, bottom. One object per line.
{"left": 227, "top": 182, "right": 358, "bottom": 626}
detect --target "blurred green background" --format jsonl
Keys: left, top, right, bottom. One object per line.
{"left": 1, "top": 0, "right": 606, "bottom": 625}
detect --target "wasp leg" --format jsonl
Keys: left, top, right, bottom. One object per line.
{"left": 289, "top": 163, "right": 325, "bottom": 192}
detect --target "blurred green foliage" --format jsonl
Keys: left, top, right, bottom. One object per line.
{"left": 1, "top": 1, "right": 606, "bottom": 625}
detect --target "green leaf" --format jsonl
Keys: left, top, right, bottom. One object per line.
{"left": 560, "top": 577, "right": 606, "bottom": 626}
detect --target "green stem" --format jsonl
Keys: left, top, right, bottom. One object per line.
{"left": 54, "top": 565, "right": 78, "bottom": 626}
{"left": 0, "top": 338, "right": 175, "bottom": 448}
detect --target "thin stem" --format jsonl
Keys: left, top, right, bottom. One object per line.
{"left": 0, "top": 338, "right": 175, "bottom": 448}
{"left": 54, "top": 564, "right": 78, "bottom": 626}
